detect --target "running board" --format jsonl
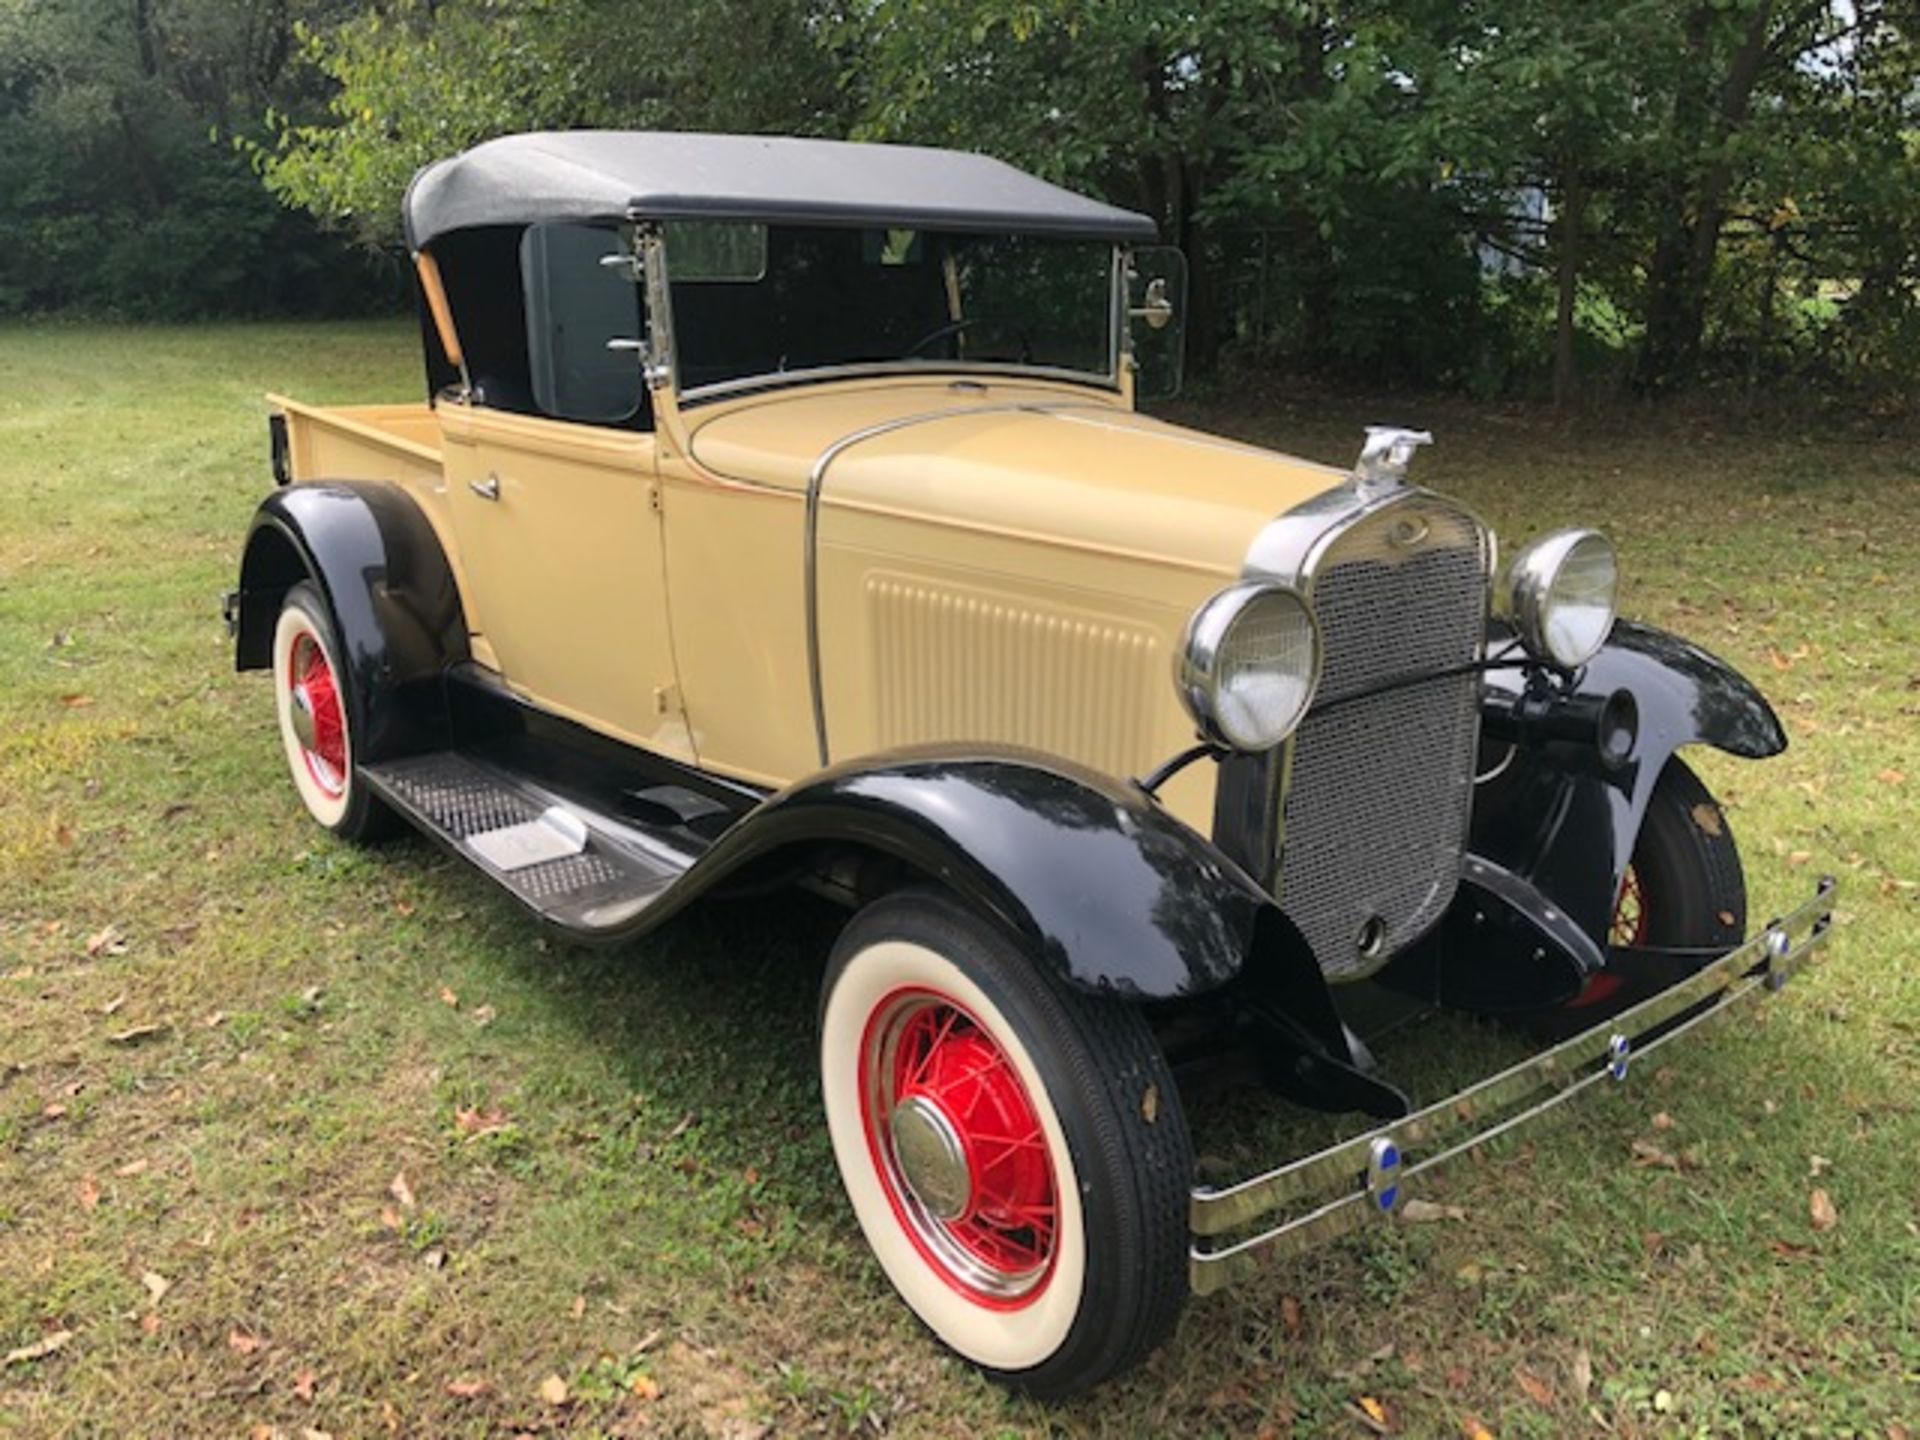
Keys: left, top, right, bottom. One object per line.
{"left": 362, "top": 752, "right": 701, "bottom": 936}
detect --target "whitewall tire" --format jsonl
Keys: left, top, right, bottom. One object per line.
{"left": 271, "top": 582, "right": 395, "bottom": 842}
{"left": 819, "top": 889, "right": 1190, "bottom": 1398}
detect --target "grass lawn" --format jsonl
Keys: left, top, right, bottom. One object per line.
{"left": 1, "top": 322, "right": 1915, "bottom": 1438}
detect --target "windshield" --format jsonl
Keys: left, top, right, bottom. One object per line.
{"left": 665, "top": 223, "right": 1116, "bottom": 395}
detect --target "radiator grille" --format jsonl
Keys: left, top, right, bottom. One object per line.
{"left": 1276, "top": 498, "right": 1487, "bottom": 980}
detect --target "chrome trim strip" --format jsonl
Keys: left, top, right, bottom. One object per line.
{"left": 682, "top": 360, "right": 1122, "bottom": 408}
{"left": 1187, "top": 877, "right": 1836, "bottom": 1295}
{"left": 802, "top": 402, "right": 1092, "bottom": 767}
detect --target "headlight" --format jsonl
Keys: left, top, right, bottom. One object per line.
{"left": 1506, "top": 528, "right": 1619, "bottom": 668}
{"left": 1176, "top": 583, "right": 1322, "bottom": 752}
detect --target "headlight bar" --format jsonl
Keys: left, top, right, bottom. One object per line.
{"left": 1189, "top": 875, "right": 1836, "bottom": 1295}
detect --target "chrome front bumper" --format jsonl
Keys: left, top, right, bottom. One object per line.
{"left": 1190, "top": 876, "right": 1837, "bottom": 1296}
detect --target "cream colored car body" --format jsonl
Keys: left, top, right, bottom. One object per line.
{"left": 271, "top": 371, "right": 1346, "bottom": 831}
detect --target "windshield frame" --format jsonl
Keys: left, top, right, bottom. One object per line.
{"left": 648, "top": 221, "right": 1130, "bottom": 406}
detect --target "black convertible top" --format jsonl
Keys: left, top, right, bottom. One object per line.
{"left": 403, "top": 130, "right": 1158, "bottom": 250}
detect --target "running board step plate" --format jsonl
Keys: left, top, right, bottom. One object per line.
{"left": 362, "top": 752, "right": 695, "bottom": 935}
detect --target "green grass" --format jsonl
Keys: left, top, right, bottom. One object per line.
{"left": 1, "top": 323, "right": 1915, "bottom": 1437}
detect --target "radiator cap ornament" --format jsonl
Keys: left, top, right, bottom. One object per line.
{"left": 1353, "top": 426, "right": 1433, "bottom": 497}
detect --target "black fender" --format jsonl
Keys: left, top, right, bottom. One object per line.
{"left": 679, "top": 747, "right": 1276, "bottom": 1001}
{"left": 1471, "top": 618, "right": 1784, "bottom": 957}
{"left": 233, "top": 482, "right": 468, "bottom": 763}
{"left": 602, "top": 744, "right": 1341, "bottom": 1020}
{"left": 660, "top": 746, "right": 1390, "bottom": 1108}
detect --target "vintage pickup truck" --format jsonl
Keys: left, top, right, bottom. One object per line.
{"left": 228, "top": 131, "right": 1833, "bottom": 1397}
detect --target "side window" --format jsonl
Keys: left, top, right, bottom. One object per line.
{"left": 519, "top": 222, "right": 644, "bottom": 425}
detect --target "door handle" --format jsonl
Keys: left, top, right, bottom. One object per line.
{"left": 469, "top": 473, "right": 501, "bottom": 502}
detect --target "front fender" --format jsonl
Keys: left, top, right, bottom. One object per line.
{"left": 674, "top": 747, "right": 1283, "bottom": 1003}
{"left": 1472, "top": 618, "right": 1785, "bottom": 950}
{"left": 233, "top": 482, "right": 468, "bottom": 763}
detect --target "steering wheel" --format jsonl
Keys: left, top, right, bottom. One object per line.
{"left": 903, "top": 317, "right": 1032, "bottom": 364}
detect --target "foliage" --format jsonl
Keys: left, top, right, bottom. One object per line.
{"left": 0, "top": 0, "right": 398, "bottom": 318}
{"left": 4, "top": 0, "right": 1919, "bottom": 394}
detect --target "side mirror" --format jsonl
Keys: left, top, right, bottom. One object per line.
{"left": 1127, "top": 246, "right": 1187, "bottom": 400}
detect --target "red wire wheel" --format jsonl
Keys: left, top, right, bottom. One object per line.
{"left": 1609, "top": 863, "right": 1649, "bottom": 949}
{"left": 1570, "top": 864, "right": 1645, "bottom": 1010}
{"left": 859, "top": 988, "right": 1059, "bottom": 1307}
{"left": 286, "top": 629, "right": 349, "bottom": 799}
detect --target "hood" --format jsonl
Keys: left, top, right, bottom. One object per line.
{"left": 685, "top": 380, "right": 1348, "bottom": 576}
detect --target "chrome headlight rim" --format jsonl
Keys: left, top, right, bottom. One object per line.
{"left": 1507, "top": 527, "right": 1619, "bottom": 669}
{"left": 1176, "top": 581, "right": 1324, "bottom": 753}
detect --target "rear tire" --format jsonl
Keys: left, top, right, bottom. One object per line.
{"left": 272, "top": 582, "right": 397, "bottom": 844}
{"left": 818, "top": 889, "right": 1190, "bottom": 1398}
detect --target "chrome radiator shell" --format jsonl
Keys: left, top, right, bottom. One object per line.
{"left": 1232, "top": 487, "right": 1491, "bottom": 981}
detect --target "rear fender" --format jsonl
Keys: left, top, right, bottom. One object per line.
{"left": 233, "top": 482, "right": 468, "bottom": 762}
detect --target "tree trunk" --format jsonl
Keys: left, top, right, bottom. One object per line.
{"left": 1553, "top": 167, "right": 1584, "bottom": 409}
{"left": 1636, "top": 0, "right": 1777, "bottom": 391}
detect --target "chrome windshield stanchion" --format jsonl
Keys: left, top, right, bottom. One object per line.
{"left": 1189, "top": 877, "right": 1836, "bottom": 1297}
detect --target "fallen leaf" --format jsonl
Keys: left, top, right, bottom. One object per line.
{"left": 455, "top": 1106, "right": 507, "bottom": 1138}
{"left": 1878, "top": 768, "right": 1906, "bottom": 785}
{"left": 1280, "top": 1294, "right": 1304, "bottom": 1339}
{"left": 60, "top": 693, "right": 95, "bottom": 708}
{"left": 77, "top": 1175, "right": 100, "bottom": 1211}
{"left": 423, "top": 1248, "right": 447, "bottom": 1270}
{"left": 142, "top": 1272, "right": 170, "bottom": 1305}
{"left": 117, "top": 1158, "right": 149, "bottom": 1177}
{"left": 629, "top": 1372, "right": 661, "bottom": 1401}
{"left": 1516, "top": 1367, "right": 1554, "bottom": 1407}
{"left": 1353, "top": 1395, "right": 1389, "bottom": 1433}
{"left": 1768, "top": 1238, "right": 1814, "bottom": 1259}
{"left": 1808, "top": 1154, "right": 1832, "bottom": 1177}
{"left": 4, "top": 1330, "right": 74, "bottom": 1365}
{"left": 1141, "top": 1083, "right": 1159, "bottom": 1124}
{"left": 1653, "top": 1388, "right": 1673, "bottom": 1413}
{"left": 1787, "top": 850, "right": 1812, "bottom": 867}
{"left": 1690, "top": 802, "right": 1725, "bottom": 836}
{"left": 444, "top": 1378, "right": 490, "bottom": 1399}
{"left": 1631, "top": 1139, "right": 1681, "bottom": 1170}
{"left": 100, "top": 994, "right": 126, "bottom": 1016}
{"left": 539, "top": 1373, "right": 570, "bottom": 1406}
{"left": 1400, "top": 1198, "right": 1467, "bottom": 1223}
{"left": 1569, "top": 1347, "right": 1593, "bottom": 1401}
{"left": 301, "top": 1429, "right": 333, "bottom": 1440}
{"left": 570, "top": 1295, "right": 586, "bottom": 1320}
{"left": 1809, "top": 1187, "right": 1838, "bottom": 1232}
{"left": 1651, "top": 1112, "right": 1675, "bottom": 1131}
{"left": 379, "top": 1206, "right": 402, "bottom": 1231}
{"left": 438, "top": 987, "right": 458, "bottom": 1008}
{"left": 85, "top": 925, "right": 125, "bottom": 957}
{"left": 139, "top": 1312, "right": 161, "bottom": 1336}
{"left": 389, "top": 1173, "right": 417, "bottom": 1211}
{"left": 41, "top": 1103, "right": 67, "bottom": 1121}
{"left": 107, "top": 1023, "right": 167, "bottom": 1046}
{"left": 470, "top": 1005, "right": 496, "bottom": 1028}
{"left": 293, "top": 1368, "right": 316, "bottom": 1402}
{"left": 1461, "top": 1420, "right": 1495, "bottom": 1440}
{"left": 229, "top": 1329, "right": 263, "bottom": 1356}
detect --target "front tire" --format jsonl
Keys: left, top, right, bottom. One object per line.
{"left": 1561, "top": 755, "right": 1746, "bottom": 1022}
{"left": 818, "top": 889, "right": 1190, "bottom": 1398}
{"left": 271, "top": 582, "right": 396, "bottom": 843}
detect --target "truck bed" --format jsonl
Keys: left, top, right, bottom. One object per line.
{"left": 268, "top": 394, "right": 443, "bottom": 489}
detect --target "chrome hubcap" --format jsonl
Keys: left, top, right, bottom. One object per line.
{"left": 289, "top": 683, "right": 318, "bottom": 750}
{"left": 889, "top": 1095, "right": 971, "bottom": 1222}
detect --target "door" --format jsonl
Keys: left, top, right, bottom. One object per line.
{"left": 439, "top": 221, "right": 692, "bottom": 762}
